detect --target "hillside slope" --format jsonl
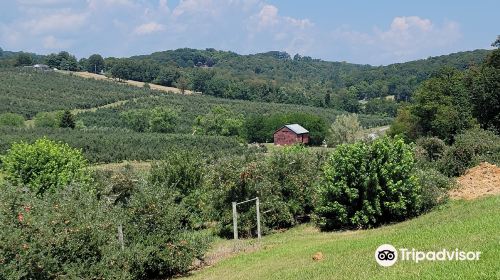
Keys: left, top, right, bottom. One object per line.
{"left": 185, "top": 195, "right": 500, "bottom": 280}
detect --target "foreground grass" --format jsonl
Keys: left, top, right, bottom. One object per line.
{"left": 185, "top": 196, "right": 500, "bottom": 280}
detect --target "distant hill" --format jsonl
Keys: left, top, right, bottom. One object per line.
{"left": 130, "top": 48, "right": 491, "bottom": 104}
{"left": 1, "top": 47, "right": 491, "bottom": 114}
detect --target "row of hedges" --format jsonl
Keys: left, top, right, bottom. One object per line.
{"left": 0, "top": 127, "right": 246, "bottom": 163}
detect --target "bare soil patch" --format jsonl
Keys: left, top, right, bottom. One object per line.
{"left": 449, "top": 162, "right": 500, "bottom": 200}
{"left": 57, "top": 70, "right": 195, "bottom": 95}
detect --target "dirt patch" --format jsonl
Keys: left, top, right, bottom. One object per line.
{"left": 449, "top": 162, "right": 500, "bottom": 200}
{"left": 61, "top": 71, "right": 195, "bottom": 95}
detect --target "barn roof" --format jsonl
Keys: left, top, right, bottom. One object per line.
{"left": 283, "top": 124, "right": 309, "bottom": 134}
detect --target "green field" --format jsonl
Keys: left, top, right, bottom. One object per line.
{"left": 185, "top": 196, "right": 500, "bottom": 280}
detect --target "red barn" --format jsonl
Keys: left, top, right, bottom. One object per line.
{"left": 273, "top": 124, "right": 309, "bottom": 145}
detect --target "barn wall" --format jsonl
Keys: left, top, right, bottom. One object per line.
{"left": 273, "top": 127, "right": 309, "bottom": 145}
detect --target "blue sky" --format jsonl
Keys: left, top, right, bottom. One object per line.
{"left": 0, "top": 0, "right": 497, "bottom": 65}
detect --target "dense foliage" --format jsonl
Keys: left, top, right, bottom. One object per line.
{"left": 205, "top": 145, "right": 326, "bottom": 237}
{"left": 327, "top": 113, "right": 364, "bottom": 146}
{"left": 315, "top": 137, "right": 422, "bottom": 230}
{"left": 244, "top": 112, "right": 329, "bottom": 145}
{"left": 0, "top": 113, "right": 24, "bottom": 127}
{"left": 0, "top": 68, "right": 157, "bottom": 118}
{"left": 0, "top": 138, "right": 90, "bottom": 195}
{"left": 0, "top": 181, "right": 211, "bottom": 279}
{"left": 437, "top": 128, "right": 500, "bottom": 176}
{"left": 390, "top": 46, "right": 500, "bottom": 141}
{"left": 0, "top": 127, "right": 245, "bottom": 163}
{"left": 193, "top": 106, "right": 244, "bottom": 137}
{"left": 76, "top": 94, "right": 391, "bottom": 140}
{"left": 127, "top": 48, "right": 489, "bottom": 109}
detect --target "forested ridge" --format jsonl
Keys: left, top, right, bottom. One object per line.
{"left": 0, "top": 47, "right": 490, "bottom": 116}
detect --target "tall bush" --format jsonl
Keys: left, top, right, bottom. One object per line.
{"left": 315, "top": 137, "right": 422, "bottom": 230}
{"left": 327, "top": 113, "right": 363, "bottom": 146}
{"left": 438, "top": 128, "right": 500, "bottom": 176}
{"left": 0, "top": 113, "right": 25, "bottom": 127}
{"left": 1, "top": 138, "right": 90, "bottom": 195}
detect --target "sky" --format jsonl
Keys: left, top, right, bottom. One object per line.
{"left": 0, "top": 0, "right": 498, "bottom": 65}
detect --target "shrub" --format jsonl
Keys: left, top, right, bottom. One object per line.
{"left": 193, "top": 106, "right": 244, "bottom": 137}
{"left": 416, "top": 136, "right": 447, "bottom": 162}
{"left": 0, "top": 181, "right": 211, "bottom": 279}
{"left": 438, "top": 128, "right": 500, "bottom": 176}
{"left": 315, "top": 137, "right": 422, "bottom": 230}
{"left": 0, "top": 113, "right": 25, "bottom": 127}
{"left": 113, "top": 182, "right": 212, "bottom": 279}
{"left": 327, "top": 113, "right": 363, "bottom": 146}
{"left": 149, "top": 107, "right": 179, "bottom": 133}
{"left": 208, "top": 146, "right": 325, "bottom": 238}
{"left": 1, "top": 138, "right": 90, "bottom": 195}
{"left": 120, "top": 109, "right": 151, "bottom": 132}
{"left": 0, "top": 185, "right": 116, "bottom": 279}
{"left": 149, "top": 151, "right": 208, "bottom": 227}
{"left": 60, "top": 110, "right": 76, "bottom": 129}
{"left": 34, "top": 111, "right": 64, "bottom": 128}
{"left": 416, "top": 168, "right": 453, "bottom": 212}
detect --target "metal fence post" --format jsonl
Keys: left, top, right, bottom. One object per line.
{"left": 232, "top": 202, "right": 238, "bottom": 240}
{"left": 256, "top": 197, "right": 261, "bottom": 239}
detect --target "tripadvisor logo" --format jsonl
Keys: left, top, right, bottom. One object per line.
{"left": 375, "top": 244, "right": 481, "bottom": 267}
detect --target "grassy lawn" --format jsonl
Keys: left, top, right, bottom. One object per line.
{"left": 184, "top": 195, "right": 500, "bottom": 280}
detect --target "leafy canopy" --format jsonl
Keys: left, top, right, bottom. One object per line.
{"left": 1, "top": 138, "right": 90, "bottom": 195}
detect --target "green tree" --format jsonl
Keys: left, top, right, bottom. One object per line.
{"left": 465, "top": 43, "right": 500, "bottom": 131}
{"left": 34, "top": 111, "right": 64, "bottom": 128}
{"left": 324, "top": 93, "right": 331, "bottom": 107}
{"left": 154, "top": 67, "right": 180, "bottom": 87}
{"left": 86, "top": 54, "right": 105, "bottom": 73}
{"left": 120, "top": 109, "right": 151, "bottom": 132}
{"left": 328, "top": 113, "right": 363, "bottom": 146}
{"left": 411, "top": 68, "right": 476, "bottom": 142}
{"left": 60, "top": 110, "right": 75, "bottom": 129}
{"left": 0, "top": 113, "right": 25, "bottom": 127}
{"left": 389, "top": 106, "right": 420, "bottom": 141}
{"left": 14, "top": 52, "right": 33, "bottom": 66}
{"left": 315, "top": 137, "right": 422, "bottom": 230}
{"left": 149, "top": 107, "right": 179, "bottom": 133}
{"left": 193, "top": 106, "right": 244, "bottom": 137}
{"left": 1, "top": 138, "right": 90, "bottom": 195}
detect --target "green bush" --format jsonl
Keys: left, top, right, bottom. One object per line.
{"left": 113, "top": 182, "right": 212, "bottom": 279}
{"left": 438, "top": 128, "right": 500, "bottom": 176}
{"left": 416, "top": 168, "right": 453, "bottom": 212}
{"left": 315, "top": 137, "right": 422, "bottom": 230}
{"left": 0, "top": 113, "right": 25, "bottom": 127}
{"left": 149, "top": 107, "right": 179, "bottom": 133}
{"left": 120, "top": 109, "right": 151, "bottom": 132}
{"left": 0, "top": 180, "right": 212, "bottom": 279}
{"left": 327, "top": 113, "right": 363, "bottom": 146}
{"left": 149, "top": 151, "right": 208, "bottom": 227}
{"left": 0, "top": 185, "right": 116, "bottom": 279}
{"left": 34, "top": 111, "right": 64, "bottom": 128}
{"left": 416, "top": 136, "right": 447, "bottom": 162}
{"left": 1, "top": 138, "right": 90, "bottom": 195}
{"left": 208, "top": 146, "right": 325, "bottom": 238}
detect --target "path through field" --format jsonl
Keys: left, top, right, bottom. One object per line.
{"left": 56, "top": 70, "right": 195, "bottom": 95}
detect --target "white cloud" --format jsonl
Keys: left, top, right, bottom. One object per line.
{"left": 133, "top": 22, "right": 166, "bottom": 35}
{"left": 158, "top": 0, "right": 170, "bottom": 14}
{"left": 172, "top": 0, "right": 217, "bottom": 17}
{"left": 22, "top": 11, "right": 88, "bottom": 34}
{"left": 332, "top": 16, "right": 462, "bottom": 64}
{"left": 42, "top": 35, "right": 72, "bottom": 49}
{"left": 255, "top": 4, "right": 279, "bottom": 29}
